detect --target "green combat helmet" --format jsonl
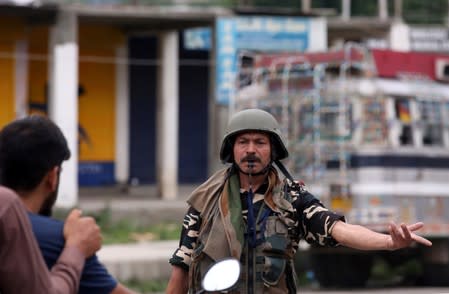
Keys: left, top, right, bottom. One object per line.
{"left": 219, "top": 108, "right": 289, "bottom": 163}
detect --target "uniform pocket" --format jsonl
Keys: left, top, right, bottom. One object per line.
{"left": 261, "top": 216, "right": 289, "bottom": 286}
{"left": 262, "top": 256, "right": 286, "bottom": 286}
{"left": 265, "top": 216, "right": 288, "bottom": 236}
{"left": 263, "top": 216, "right": 289, "bottom": 254}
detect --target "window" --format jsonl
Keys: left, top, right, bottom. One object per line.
{"left": 361, "top": 99, "right": 387, "bottom": 144}
{"left": 298, "top": 103, "right": 314, "bottom": 142}
{"left": 419, "top": 100, "right": 443, "bottom": 146}
{"left": 297, "top": 100, "right": 352, "bottom": 142}
{"left": 394, "top": 98, "right": 414, "bottom": 146}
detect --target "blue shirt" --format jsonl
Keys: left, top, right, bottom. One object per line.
{"left": 28, "top": 212, "right": 118, "bottom": 294}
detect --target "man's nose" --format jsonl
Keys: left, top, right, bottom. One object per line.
{"left": 246, "top": 142, "right": 256, "bottom": 153}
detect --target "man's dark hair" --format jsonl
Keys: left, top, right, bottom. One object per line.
{"left": 0, "top": 115, "right": 71, "bottom": 191}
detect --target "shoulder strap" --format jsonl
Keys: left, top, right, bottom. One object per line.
{"left": 275, "top": 160, "right": 307, "bottom": 203}
{"left": 274, "top": 160, "right": 294, "bottom": 182}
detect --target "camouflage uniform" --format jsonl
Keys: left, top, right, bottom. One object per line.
{"left": 169, "top": 167, "right": 344, "bottom": 293}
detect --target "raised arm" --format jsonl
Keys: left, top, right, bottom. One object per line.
{"left": 47, "top": 209, "right": 102, "bottom": 294}
{"left": 0, "top": 190, "right": 100, "bottom": 294}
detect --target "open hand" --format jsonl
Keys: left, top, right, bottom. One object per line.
{"left": 387, "top": 222, "right": 432, "bottom": 250}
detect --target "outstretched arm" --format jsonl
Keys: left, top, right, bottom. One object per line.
{"left": 331, "top": 220, "right": 432, "bottom": 251}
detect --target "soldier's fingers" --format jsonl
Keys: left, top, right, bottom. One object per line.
{"left": 400, "top": 223, "right": 412, "bottom": 241}
{"left": 389, "top": 222, "right": 402, "bottom": 240}
{"left": 407, "top": 222, "right": 424, "bottom": 232}
{"left": 412, "top": 234, "right": 432, "bottom": 247}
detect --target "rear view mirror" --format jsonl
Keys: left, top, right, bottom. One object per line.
{"left": 202, "top": 258, "right": 240, "bottom": 292}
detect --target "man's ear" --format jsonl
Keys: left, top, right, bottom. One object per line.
{"left": 47, "top": 166, "right": 60, "bottom": 191}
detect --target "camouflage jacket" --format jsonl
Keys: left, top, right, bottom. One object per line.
{"left": 169, "top": 167, "right": 344, "bottom": 293}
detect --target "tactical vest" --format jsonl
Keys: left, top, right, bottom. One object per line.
{"left": 237, "top": 209, "right": 299, "bottom": 294}
{"left": 188, "top": 171, "right": 300, "bottom": 294}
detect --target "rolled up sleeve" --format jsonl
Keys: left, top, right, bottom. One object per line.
{"left": 293, "top": 191, "right": 345, "bottom": 247}
{"left": 169, "top": 207, "right": 202, "bottom": 271}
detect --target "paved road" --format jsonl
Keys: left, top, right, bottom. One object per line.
{"left": 299, "top": 287, "right": 449, "bottom": 293}
{"left": 147, "top": 288, "right": 449, "bottom": 294}
{"left": 80, "top": 187, "right": 449, "bottom": 294}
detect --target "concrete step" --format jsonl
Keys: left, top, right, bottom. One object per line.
{"left": 78, "top": 185, "right": 194, "bottom": 225}
{"left": 76, "top": 185, "right": 192, "bottom": 283}
{"left": 97, "top": 240, "right": 178, "bottom": 282}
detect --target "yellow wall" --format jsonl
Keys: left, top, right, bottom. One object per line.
{"left": 78, "top": 25, "right": 124, "bottom": 161}
{"left": 0, "top": 18, "right": 124, "bottom": 184}
{"left": 0, "top": 18, "right": 26, "bottom": 128}
{"left": 0, "top": 42, "right": 15, "bottom": 128}
{"left": 28, "top": 26, "right": 49, "bottom": 117}
{"left": 27, "top": 24, "right": 125, "bottom": 162}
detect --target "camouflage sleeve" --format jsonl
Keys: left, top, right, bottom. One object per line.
{"left": 168, "top": 206, "right": 202, "bottom": 271}
{"left": 290, "top": 184, "right": 345, "bottom": 247}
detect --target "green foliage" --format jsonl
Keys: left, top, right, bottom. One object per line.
{"left": 351, "top": 0, "right": 378, "bottom": 16}
{"left": 69, "top": 0, "right": 449, "bottom": 25}
{"left": 314, "top": 0, "right": 448, "bottom": 24}
{"left": 123, "top": 279, "right": 168, "bottom": 293}
{"left": 371, "top": 257, "right": 422, "bottom": 285}
{"left": 312, "top": 0, "right": 340, "bottom": 12}
{"left": 248, "top": 0, "right": 300, "bottom": 8}
{"left": 395, "top": 258, "right": 422, "bottom": 278}
{"left": 91, "top": 208, "right": 181, "bottom": 244}
{"left": 371, "top": 258, "right": 394, "bottom": 280}
{"left": 51, "top": 208, "right": 71, "bottom": 222}
{"left": 135, "top": 0, "right": 237, "bottom": 7}
{"left": 54, "top": 207, "right": 181, "bottom": 244}
{"left": 403, "top": 0, "right": 447, "bottom": 24}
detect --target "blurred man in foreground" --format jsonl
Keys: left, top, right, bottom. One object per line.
{"left": 0, "top": 115, "right": 137, "bottom": 294}
{"left": 0, "top": 185, "right": 101, "bottom": 294}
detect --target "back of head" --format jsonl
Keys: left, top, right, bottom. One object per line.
{"left": 219, "top": 108, "right": 288, "bottom": 163}
{"left": 0, "top": 115, "right": 70, "bottom": 191}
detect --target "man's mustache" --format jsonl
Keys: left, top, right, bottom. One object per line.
{"left": 240, "top": 155, "right": 261, "bottom": 164}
